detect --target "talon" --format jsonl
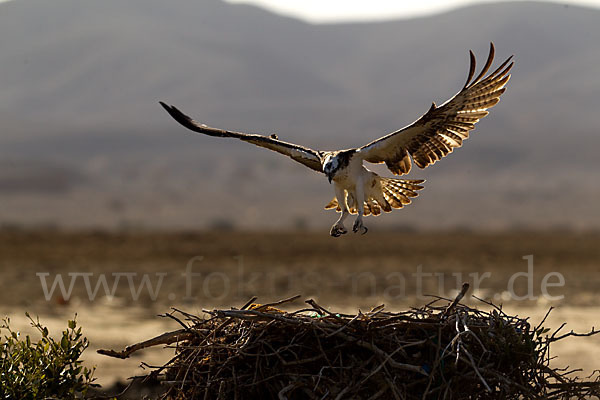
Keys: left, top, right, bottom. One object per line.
{"left": 330, "top": 225, "right": 347, "bottom": 237}
{"left": 353, "top": 219, "right": 368, "bottom": 235}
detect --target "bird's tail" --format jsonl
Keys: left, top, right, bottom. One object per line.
{"left": 324, "top": 178, "right": 425, "bottom": 216}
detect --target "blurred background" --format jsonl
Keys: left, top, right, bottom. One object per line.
{"left": 1, "top": 0, "right": 599, "bottom": 231}
{"left": 1, "top": 0, "right": 599, "bottom": 390}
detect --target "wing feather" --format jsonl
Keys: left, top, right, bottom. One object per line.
{"left": 358, "top": 43, "right": 513, "bottom": 175}
{"left": 159, "top": 102, "right": 324, "bottom": 173}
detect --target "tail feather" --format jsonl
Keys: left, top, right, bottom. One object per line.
{"left": 324, "top": 198, "right": 341, "bottom": 212}
{"left": 324, "top": 178, "right": 425, "bottom": 216}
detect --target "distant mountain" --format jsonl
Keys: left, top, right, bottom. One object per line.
{"left": 0, "top": 0, "right": 598, "bottom": 230}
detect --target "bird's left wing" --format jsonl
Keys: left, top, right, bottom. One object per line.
{"left": 160, "top": 102, "right": 324, "bottom": 173}
{"left": 357, "top": 43, "right": 513, "bottom": 175}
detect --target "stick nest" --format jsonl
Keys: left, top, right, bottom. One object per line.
{"left": 100, "top": 286, "right": 600, "bottom": 399}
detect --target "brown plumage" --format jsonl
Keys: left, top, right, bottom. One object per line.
{"left": 358, "top": 42, "right": 513, "bottom": 175}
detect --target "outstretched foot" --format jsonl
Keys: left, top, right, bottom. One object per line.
{"left": 352, "top": 219, "right": 368, "bottom": 235}
{"left": 330, "top": 224, "right": 348, "bottom": 237}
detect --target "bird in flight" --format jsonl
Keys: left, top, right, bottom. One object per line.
{"left": 160, "top": 43, "right": 512, "bottom": 237}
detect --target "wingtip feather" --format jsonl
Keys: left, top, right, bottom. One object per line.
{"left": 464, "top": 50, "right": 477, "bottom": 89}
{"left": 470, "top": 42, "right": 496, "bottom": 85}
{"left": 158, "top": 101, "right": 172, "bottom": 112}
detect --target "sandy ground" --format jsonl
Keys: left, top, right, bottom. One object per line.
{"left": 1, "top": 230, "right": 599, "bottom": 388}
{"left": 4, "top": 303, "right": 599, "bottom": 388}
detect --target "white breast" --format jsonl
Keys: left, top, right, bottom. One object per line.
{"left": 333, "top": 157, "right": 369, "bottom": 190}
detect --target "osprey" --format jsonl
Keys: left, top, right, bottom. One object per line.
{"left": 160, "top": 43, "right": 512, "bottom": 237}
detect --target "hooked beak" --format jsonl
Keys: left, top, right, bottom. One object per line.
{"left": 326, "top": 172, "right": 333, "bottom": 184}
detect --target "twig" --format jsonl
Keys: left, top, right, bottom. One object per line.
{"left": 97, "top": 329, "right": 196, "bottom": 359}
{"left": 261, "top": 294, "right": 301, "bottom": 309}
{"left": 278, "top": 383, "right": 296, "bottom": 399}
{"left": 441, "top": 282, "right": 470, "bottom": 318}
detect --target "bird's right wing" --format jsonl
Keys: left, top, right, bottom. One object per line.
{"left": 160, "top": 102, "right": 324, "bottom": 173}
{"left": 357, "top": 43, "right": 512, "bottom": 175}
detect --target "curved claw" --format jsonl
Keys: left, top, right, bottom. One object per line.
{"left": 330, "top": 225, "right": 348, "bottom": 237}
{"left": 352, "top": 219, "right": 368, "bottom": 235}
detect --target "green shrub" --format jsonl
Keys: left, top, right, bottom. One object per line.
{"left": 0, "top": 313, "right": 96, "bottom": 399}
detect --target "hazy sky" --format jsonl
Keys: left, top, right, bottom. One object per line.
{"left": 224, "top": 0, "right": 600, "bottom": 23}
{"left": 0, "top": 0, "right": 598, "bottom": 22}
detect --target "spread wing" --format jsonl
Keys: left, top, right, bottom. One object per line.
{"left": 160, "top": 102, "right": 324, "bottom": 173}
{"left": 357, "top": 43, "right": 513, "bottom": 175}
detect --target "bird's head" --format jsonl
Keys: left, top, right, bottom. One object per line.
{"left": 323, "top": 155, "right": 339, "bottom": 184}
